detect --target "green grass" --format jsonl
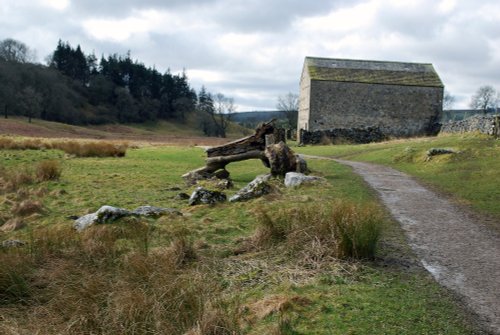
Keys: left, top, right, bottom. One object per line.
{"left": 0, "top": 140, "right": 475, "bottom": 334}
{"left": 296, "top": 133, "right": 500, "bottom": 221}
{"left": 280, "top": 271, "right": 469, "bottom": 335}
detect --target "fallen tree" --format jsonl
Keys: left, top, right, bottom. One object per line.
{"left": 182, "top": 120, "right": 307, "bottom": 182}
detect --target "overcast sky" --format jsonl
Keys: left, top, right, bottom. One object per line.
{"left": 2, "top": 0, "right": 500, "bottom": 111}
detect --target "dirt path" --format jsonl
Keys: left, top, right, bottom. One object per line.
{"left": 305, "top": 156, "right": 500, "bottom": 334}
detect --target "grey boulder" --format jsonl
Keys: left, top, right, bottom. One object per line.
{"left": 131, "top": 205, "right": 182, "bottom": 217}
{"left": 284, "top": 172, "right": 325, "bottom": 188}
{"left": 74, "top": 205, "right": 182, "bottom": 231}
{"left": 95, "top": 205, "right": 130, "bottom": 223}
{"left": 2, "top": 239, "right": 26, "bottom": 248}
{"left": 74, "top": 213, "right": 98, "bottom": 231}
{"left": 229, "top": 174, "right": 272, "bottom": 202}
{"left": 188, "top": 187, "right": 227, "bottom": 206}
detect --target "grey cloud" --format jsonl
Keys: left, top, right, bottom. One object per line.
{"left": 211, "top": 0, "right": 362, "bottom": 32}
{"left": 375, "top": 6, "right": 446, "bottom": 39}
{"left": 69, "top": 0, "right": 217, "bottom": 18}
{"left": 3, "top": 0, "right": 500, "bottom": 110}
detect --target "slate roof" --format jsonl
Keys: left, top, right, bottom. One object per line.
{"left": 304, "top": 57, "right": 443, "bottom": 87}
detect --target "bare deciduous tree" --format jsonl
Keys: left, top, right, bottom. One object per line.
{"left": 276, "top": 92, "right": 298, "bottom": 128}
{"left": 443, "top": 90, "right": 455, "bottom": 110}
{"left": 211, "top": 93, "right": 235, "bottom": 138}
{"left": 470, "top": 85, "right": 498, "bottom": 114}
{"left": 17, "top": 86, "right": 43, "bottom": 123}
{"left": 0, "top": 38, "right": 36, "bottom": 63}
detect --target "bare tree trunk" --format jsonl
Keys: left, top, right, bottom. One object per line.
{"left": 182, "top": 120, "right": 307, "bottom": 183}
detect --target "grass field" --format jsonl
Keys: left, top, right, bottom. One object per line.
{"left": 0, "top": 136, "right": 477, "bottom": 334}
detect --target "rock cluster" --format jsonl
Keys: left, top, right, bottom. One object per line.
{"left": 74, "top": 205, "right": 182, "bottom": 231}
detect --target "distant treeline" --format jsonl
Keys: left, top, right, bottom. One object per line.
{"left": 0, "top": 38, "right": 233, "bottom": 137}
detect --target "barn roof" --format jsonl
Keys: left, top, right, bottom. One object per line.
{"left": 304, "top": 57, "right": 443, "bottom": 87}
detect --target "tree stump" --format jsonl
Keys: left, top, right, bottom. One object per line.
{"left": 182, "top": 120, "right": 307, "bottom": 183}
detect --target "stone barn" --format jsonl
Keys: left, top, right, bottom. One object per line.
{"left": 298, "top": 57, "right": 444, "bottom": 143}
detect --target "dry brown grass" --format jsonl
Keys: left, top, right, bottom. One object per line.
{"left": 10, "top": 200, "right": 43, "bottom": 217}
{"left": 252, "top": 200, "right": 384, "bottom": 260}
{"left": 35, "top": 160, "right": 62, "bottom": 181}
{"left": 0, "top": 222, "right": 237, "bottom": 335}
{"left": 0, "top": 136, "right": 128, "bottom": 157}
{"left": 187, "top": 303, "right": 240, "bottom": 335}
{"left": 0, "top": 218, "right": 25, "bottom": 232}
{"left": 0, "top": 137, "right": 48, "bottom": 150}
{"left": 54, "top": 140, "right": 128, "bottom": 157}
{"left": 1, "top": 169, "right": 34, "bottom": 193}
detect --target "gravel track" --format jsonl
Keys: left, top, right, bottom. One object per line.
{"left": 305, "top": 155, "right": 500, "bottom": 334}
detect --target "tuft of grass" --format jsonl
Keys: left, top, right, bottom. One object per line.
{"left": 0, "top": 252, "right": 33, "bottom": 303}
{"left": 11, "top": 200, "right": 43, "bottom": 217}
{"left": 5, "top": 169, "right": 34, "bottom": 193}
{"left": 252, "top": 210, "right": 290, "bottom": 247}
{"left": 0, "top": 136, "right": 128, "bottom": 157}
{"left": 253, "top": 200, "right": 384, "bottom": 260}
{"left": 35, "top": 160, "right": 62, "bottom": 181}
{"left": 188, "top": 302, "right": 241, "bottom": 335}
{"left": 56, "top": 140, "right": 128, "bottom": 157}
{"left": 271, "top": 315, "right": 297, "bottom": 335}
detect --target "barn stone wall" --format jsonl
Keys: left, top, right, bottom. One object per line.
{"left": 298, "top": 65, "right": 311, "bottom": 132}
{"left": 307, "top": 81, "right": 443, "bottom": 138}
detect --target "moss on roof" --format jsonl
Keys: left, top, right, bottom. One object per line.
{"left": 305, "top": 57, "right": 443, "bottom": 88}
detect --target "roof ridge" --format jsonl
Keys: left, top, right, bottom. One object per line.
{"left": 305, "top": 56, "right": 434, "bottom": 66}
{"left": 304, "top": 56, "right": 443, "bottom": 87}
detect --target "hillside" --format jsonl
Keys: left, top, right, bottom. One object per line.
{"left": 0, "top": 39, "right": 241, "bottom": 139}
{"left": 0, "top": 117, "right": 250, "bottom": 146}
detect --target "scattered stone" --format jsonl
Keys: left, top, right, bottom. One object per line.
{"left": 2, "top": 239, "right": 26, "bottom": 248}
{"left": 131, "top": 205, "right": 182, "bottom": 218}
{"left": 95, "top": 205, "right": 130, "bottom": 224}
{"left": 284, "top": 172, "right": 325, "bottom": 188}
{"left": 214, "top": 178, "right": 233, "bottom": 190}
{"left": 74, "top": 213, "right": 98, "bottom": 231}
{"left": 188, "top": 187, "right": 227, "bottom": 206}
{"left": 73, "top": 204, "right": 183, "bottom": 231}
{"left": 426, "top": 148, "right": 457, "bottom": 157}
{"left": 182, "top": 170, "right": 212, "bottom": 185}
{"left": 229, "top": 174, "right": 272, "bottom": 202}
{"left": 175, "top": 192, "right": 190, "bottom": 200}
{"left": 214, "top": 169, "right": 230, "bottom": 179}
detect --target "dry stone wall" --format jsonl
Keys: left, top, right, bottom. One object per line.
{"left": 300, "top": 126, "right": 387, "bottom": 144}
{"left": 440, "top": 115, "right": 499, "bottom": 136}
